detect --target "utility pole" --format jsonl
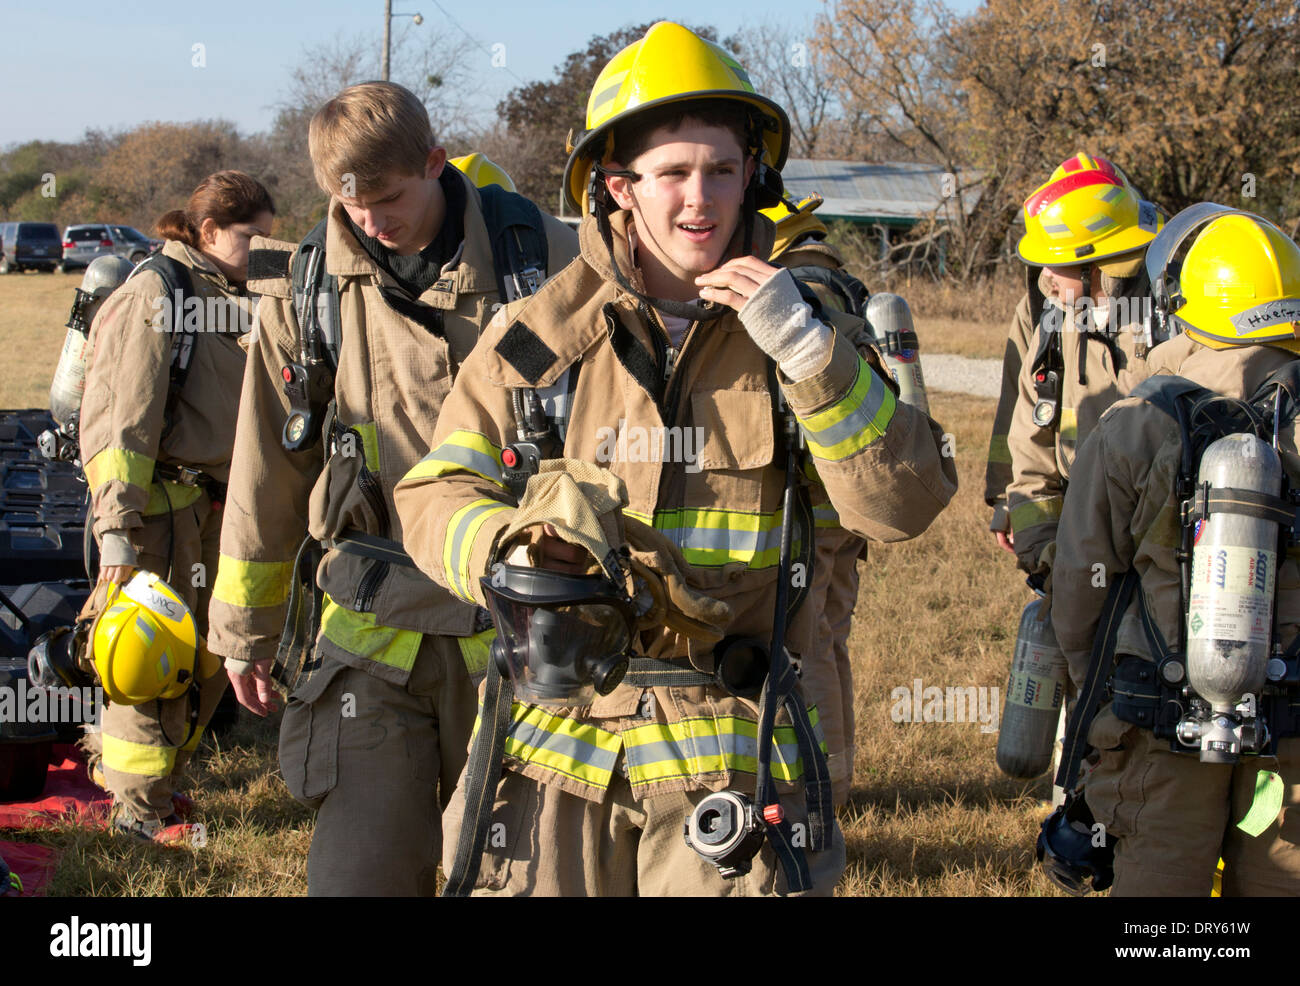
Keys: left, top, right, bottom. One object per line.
{"left": 382, "top": 0, "right": 392, "bottom": 81}
{"left": 383, "top": 0, "right": 423, "bottom": 82}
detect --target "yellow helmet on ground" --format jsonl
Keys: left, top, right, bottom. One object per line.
{"left": 1018, "top": 153, "right": 1163, "bottom": 275}
{"left": 562, "top": 21, "right": 790, "bottom": 214}
{"left": 761, "top": 193, "right": 827, "bottom": 259}
{"left": 449, "top": 153, "right": 517, "bottom": 193}
{"left": 91, "top": 571, "right": 200, "bottom": 705}
{"left": 1173, "top": 213, "right": 1300, "bottom": 353}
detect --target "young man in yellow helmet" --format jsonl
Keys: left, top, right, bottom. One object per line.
{"left": 394, "top": 22, "right": 957, "bottom": 896}
{"left": 1048, "top": 206, "right": 1300, "bottom": 895}
{"left": 995, "top": 154, "right": 1168, "bottom": 580}
{"left": 208, "top": 82, "right": 577, "bottom": 895}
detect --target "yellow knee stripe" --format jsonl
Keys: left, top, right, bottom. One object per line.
{"left": 102, "top": 734, "right": 177, "bottom": 776}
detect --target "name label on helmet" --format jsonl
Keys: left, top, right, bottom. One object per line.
{"left": 1231, "top": 299, "right": 1300, "bottom": 336}
{"left": 1138, "top": 200, "right": 1158, "bottom": 232}
{"left": 123, "top": 579, "right": 184, "bottom": 623}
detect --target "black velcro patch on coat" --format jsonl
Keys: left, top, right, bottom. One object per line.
{"left": 495, "top": 320, "right": 557, "bottom": 385}
{"left": 246, "top": 248, "right": 292, "bottom": 282}
{"left": 604, "top": 304, "right": 659, "bottom": 401}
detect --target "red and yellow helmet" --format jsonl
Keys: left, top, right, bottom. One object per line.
{"left": 1018, "top": 153, "right": 1163, "bottom": 272}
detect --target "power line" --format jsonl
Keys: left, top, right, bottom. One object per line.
{"left": 426, "top": 0, "right": 531, "bottom": 88}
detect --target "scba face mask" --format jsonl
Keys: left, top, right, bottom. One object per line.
{"left": 482, "top": 564, "right": 638, "bottom": 707}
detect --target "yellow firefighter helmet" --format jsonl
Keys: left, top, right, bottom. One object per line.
{"left": 449, "top": 152, "right": 518, "bottom": 193}
{"left": 91, "top": 571, "right": 207, "bottom": 705}
{"left": 1174, "top": 212, "right": 1300, "bottom": 354}
{"left": 562, "top": 21, "right": 789, "bottom": 214}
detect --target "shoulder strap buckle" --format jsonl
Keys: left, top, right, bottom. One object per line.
{"left": 511, "top": 265, "right": 543, "bottom": 301}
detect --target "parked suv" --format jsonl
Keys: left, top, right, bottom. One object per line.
{"left": 60, "top": 224, "right": 159, "bottom": 272}
{"left": 0, "top": 222, "right": 62, "bottom": 273}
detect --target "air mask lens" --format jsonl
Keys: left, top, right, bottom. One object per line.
{"left": 483, "top": 568, "right": 635, "bottom": 707}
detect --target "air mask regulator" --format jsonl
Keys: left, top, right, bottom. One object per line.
{"left": 683, "top": 791, "right": 768, "bottom": 878}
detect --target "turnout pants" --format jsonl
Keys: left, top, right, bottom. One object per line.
{"left": 442, "top": 766, "right": 847, "bottom": 897}
{"left": 1085, "top": 707, "right": 1300, "bottom": 896}
{"left": 804, "top": 528, "right": 863, "bottom": 805}
{"left": 279, "top": 633, "right": 476, "bottom": 896}
{"left": 95, "top": 493, "right": 229, "bottom": 822}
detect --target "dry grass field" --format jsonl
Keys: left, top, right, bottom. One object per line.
{"left": 0, "top": 270, "right": 1061, "bottom": 896}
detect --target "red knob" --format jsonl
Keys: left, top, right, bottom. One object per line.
{"left": 762, "top": 803, "right": 784, "bottom": 825}
{"left": 502, "top": 448, "right": 518, "bottom": 468}
{"left": 282, "top": 366, "right": 294, "bottom": 382}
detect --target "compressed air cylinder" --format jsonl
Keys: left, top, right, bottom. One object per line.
{"left": 49, "top": 327, "right": 95, "bottom": 427}
{"left": 864, "top": 292, "right": 929, "bottom": 415}
{"left": 1186, "top": 433, "right": 1281, "bottom": 711}
{"left": 997, "top": 596, "right": 1068, "bottom": 779}
{"left": 50, "top": 255, "right": 134, "bottom": 427}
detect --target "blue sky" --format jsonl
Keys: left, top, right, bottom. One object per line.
{"left": 2, "top": 0, "right": 982, "bottom": 146}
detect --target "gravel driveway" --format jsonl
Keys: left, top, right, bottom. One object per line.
{"left": 918, "top": 354, "right": 1002, "bottom": 399}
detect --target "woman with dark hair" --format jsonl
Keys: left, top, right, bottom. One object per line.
{"left": 77, "top": 169, "right": 274, "bottom": 844}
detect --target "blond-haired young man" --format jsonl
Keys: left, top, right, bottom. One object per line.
{"left": 208, "top": 81, "right": 577, "bottom": 895}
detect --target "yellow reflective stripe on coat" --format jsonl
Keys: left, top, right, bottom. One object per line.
{"left": 649, "top": 507, "right": 786, "bottom": 569}
{"left": 85, "top": 449, "right": 204, "bottom": 516}
{"left": 350, "top": 421, "right": 381, "bottom": 472}
{"left": 500, "top": 703, "right": 622, "bottom": 789}
{"left": 456, "top": 627, "right": 497, "bottom": 675}
{"left": 213, "top": 555, "right": 294, "bottom": 608}
{"left": 1009, "top": 497, "right": 1064, "bottom": 534}
{"left": 319, "top": 594, "right": 421, "bottom": 673}
{"left": 813, "top": 501, "right": 839, "bottom": 529}
{"left": 443, "top": 498, "right": 512, "bottom": 602}
{"left": 485, "top": 702, "right": 825, "bottom": 793}
{"left": 102, "top": 733, "right": 176, "bottom": 777}
{"left": 798, "top": 356, "right": 896, "bottom": 460}
{"left": 181, "top": 725, "right": 205, "bottom": 753}
{"left": 143, "top": 480, "right": 204, "bottom": 516}
{"left": 626, "top": 506, "right": 822, "bottom": 569}
{"left": 622, "top": 710, "right": 825, "bottom": 787}
{"left": 84, "top": 448, "right": 155, "bottom": 492}
{"left": 404, "top": 430, "right": 507, "bottom": 489}
{"left": 1059, "top": 407, "right": 1078, "bottom": 443}
{"left": 988, "top": 434, "right": 1012, "bottom": 465}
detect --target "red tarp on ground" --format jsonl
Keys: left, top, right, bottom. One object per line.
{"left": 0, "top": 745, "right": 108, "bottom": 896}
{"left": 0, "top": 841, "right": 57, "bottom": 896}
{"left": 0, "top": 744, "right": 107, "bottom": 829}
